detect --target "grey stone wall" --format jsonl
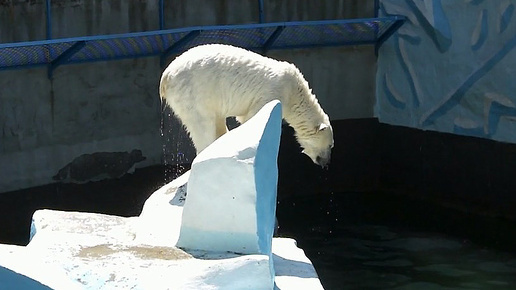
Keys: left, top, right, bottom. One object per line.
{"left": 0, "top": 0, "right": 377, "bottom": 192}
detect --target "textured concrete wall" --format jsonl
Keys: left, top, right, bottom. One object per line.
{"left": 270, "top": 46, "right": 377, "bottom": 120}
{"left": 0, "top": 0, "right": 374, "bottom": 41}
{"left": 1, "top": 59, "right": 163, "bottom": 192}
{"left": 0, "top": 0, "right": 377, "bottom": 192}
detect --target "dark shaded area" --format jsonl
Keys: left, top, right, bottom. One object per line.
{"left": 277, "top": 119, "right": 381, "bottom": 200}
{"left": 278, "top": 118, "right": 516, "bottom": 220}
{"left": 376, "top": 122, "right": 516, "bottom": 220}
{"left": 52, "top": 149, "right": 146, "bottom": 183}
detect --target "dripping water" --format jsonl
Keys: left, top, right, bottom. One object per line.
{"left": 160, "top": 103, "right": 189, "bottom": 185}
{"left": 159, "top": 105, "right": 168, "bottom": 184}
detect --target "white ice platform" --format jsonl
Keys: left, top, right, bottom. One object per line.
{"left": 0, "top": 174, "right": 324, "bottom": 290}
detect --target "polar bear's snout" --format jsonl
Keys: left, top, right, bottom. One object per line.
{"left": 316, "top": 149, "right": 332, "bottom": 168}
{"left": 303, "top": 144, "right": 332, "bottom": 168}
{"left": 298, "top": 122, "right": 334, "bottom": 168}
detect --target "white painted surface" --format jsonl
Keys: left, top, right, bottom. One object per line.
{"left": 177, "top": 100, "right": 281, "bottom": 258}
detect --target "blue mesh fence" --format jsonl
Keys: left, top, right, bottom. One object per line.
{"left": 180, "top": 27, "right": 277, "bottom": 52}
{"left": 0, "top": 17, "right": 404, "bottom": 72}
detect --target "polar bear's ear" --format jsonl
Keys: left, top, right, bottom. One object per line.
{"left": 318, "top": 123, "right": 329, "bottom": 131}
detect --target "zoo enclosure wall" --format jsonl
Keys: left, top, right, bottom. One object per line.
{"left": 0, "top": 0, "right": 378, "bottom": 193}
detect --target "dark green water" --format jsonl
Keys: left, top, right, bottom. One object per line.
{"left": 277, "top": 192, "right": 516, "bottom": 290}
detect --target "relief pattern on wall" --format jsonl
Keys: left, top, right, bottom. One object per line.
{"left": 377, "top": 0, "right": 516, "bottom": 143}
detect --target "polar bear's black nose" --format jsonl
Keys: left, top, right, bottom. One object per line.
{"left": 316, "top": 156, "right": 330, "bottom": 168}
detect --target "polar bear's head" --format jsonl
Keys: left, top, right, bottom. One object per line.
{"left": 298, "top": 122, "right": 334, "bottom": 168}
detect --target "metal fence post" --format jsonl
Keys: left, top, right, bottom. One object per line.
{"left": 159, "top": 0, "right": 165, "bottom": 30}
{"left": 46, "top": 0, "right": 52, "bottom": 39}
{"left": 258, "top": 0, "right": 264, "bottom": 23}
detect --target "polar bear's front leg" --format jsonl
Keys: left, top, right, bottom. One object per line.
{"left": 215, "top": 116, "right": 229, "bottom": 140}
{"left": 182, "top": 113, "right": 227, "bottom": 155}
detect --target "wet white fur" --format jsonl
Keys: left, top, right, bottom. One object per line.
{"left": 160, "top": 44, "right": 333, "bottom": 166}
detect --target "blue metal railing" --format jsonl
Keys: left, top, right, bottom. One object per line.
{"left": 0, "top": 0, "right": 405, "bottom": 79}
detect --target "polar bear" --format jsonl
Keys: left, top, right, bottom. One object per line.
{"left": 160, "top": 44, "right": 334, "bottom": 167}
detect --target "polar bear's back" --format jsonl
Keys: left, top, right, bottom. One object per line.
{"left": 160, "top": 44, "right": 295, "bottom": 119}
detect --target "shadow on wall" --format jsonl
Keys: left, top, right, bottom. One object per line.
{"left": 52, "top": 150, "right": 146, "bottom": 183}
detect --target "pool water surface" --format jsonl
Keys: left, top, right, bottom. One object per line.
{"left": 277, "top": 192, "right": 516, "bottom": 289}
